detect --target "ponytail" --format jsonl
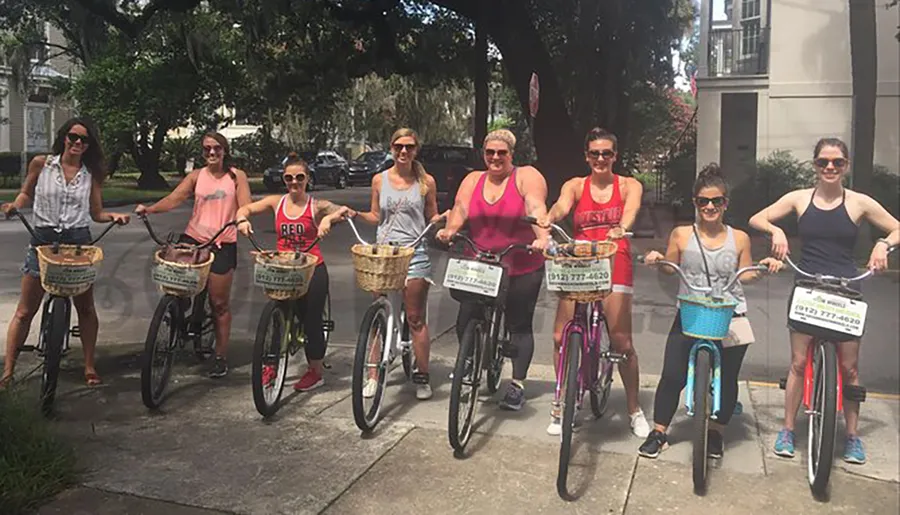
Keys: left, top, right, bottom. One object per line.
{"left": 413, "top": 160, "right": 428, "bottom": 196}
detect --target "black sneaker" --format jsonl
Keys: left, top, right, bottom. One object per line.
{"left": 499, "top": 381, "right": 525, "bottom": 411}
{"left": 638, "top": 430, "right": 668, "bottom": 458}
{"left": 708, "top": 430, "right": 724, "bottom": 459}
{"left": 208, "top": 356, "right": 228, "bottom": 379}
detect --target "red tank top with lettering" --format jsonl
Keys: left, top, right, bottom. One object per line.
{"left": 274, "top": 195, "right": 324, "bottom": 265}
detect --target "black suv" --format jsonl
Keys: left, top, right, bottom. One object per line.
{"left": 418, "top": 145, "right": 480, "bottom": 211}
{"left": 348, "top": 150, "right": 393, "bottom": 186}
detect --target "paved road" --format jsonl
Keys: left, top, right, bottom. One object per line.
{"left": 1, "top": 186, "right": 898, "bottom": 392}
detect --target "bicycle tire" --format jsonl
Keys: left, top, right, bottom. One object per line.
{"left": 191, "top": 289, "right": 215, "bottom": 361}
{"left": 449, "top": 319, "right": 484, "bottom": 454}
{"left": 251, "top": 300, "right": 291, "bottom": 418}
{"left": 486, "top": 310, "right": 506, "bottom": 394}
{"left": 323, "top": 292, "right": 333, "bottom": 347}
{"left": 557, "top": 330, "right": 582, "bottom": 499}
{"left": 692, "top": 348, "right": 711, "bottom": 495}
{"left": 808, "top": 342, "right": 837, "bottom": 496}
{"left": 589, "top": 319, "right": 613, "bottom": 418}
{"left": 39, "top": 297, "right": 68, "bottom": 416}
{"left": 141, "top": 295, "right": 180, "bottom": 409}
{"left": 400, "top": 307, "right": 414, "bottom": 379}
{"left": 351, "top": 302, "right": 389, "bottom": 432}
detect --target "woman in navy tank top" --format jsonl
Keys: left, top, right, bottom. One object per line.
{"left": 749, "top": 137, "right": 899, "bottom": 465}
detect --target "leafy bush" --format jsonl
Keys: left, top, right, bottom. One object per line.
{"left": 726, "top": 150, "right": 815, "bottom": 233}
{"left": 871, "top": 165, "right": 899, "bottom": 218}
{"left": 0, "top": 388, "right": 78, "bottom": 514}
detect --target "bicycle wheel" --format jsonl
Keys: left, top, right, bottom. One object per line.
{"left": 486, "top": 310, "right": 507, "bottom": 394}
{"left": 808, "top": 342, "right": 837, "bottom": 496}
{"left": 449, "top": 319, "right": 485, "bottom": 453}
{"left": 692, "top": 348, "right": 712, "bottom": 495}
{"left": 322, "top": 292, "right": 333, "bottom": 347}
{"left": 191, "top": 290, "right": 215, "bottom": 361}
{"left": 141, "top": 295, "right": 180, "bottom": 409}
{"left": 39, "top": 297, "right": 68, "bottom": 416}
{"left": 400, "top": 307, "right": 415, "bottom": 379}
{"left": 557, "top": 331, "right": 582, "bottom": 499}
{"left": 590, "top": 320, "right": 613, "bottom": 418}
{"left": 251, "top": 300, "right": 291, "bottom": 418}
{"left": 351, "top": 302, "right": 389, "bottom": 432}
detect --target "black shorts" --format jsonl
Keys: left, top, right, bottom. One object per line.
{"left": 178, "top": 235, "right": 238, "bottom": 275}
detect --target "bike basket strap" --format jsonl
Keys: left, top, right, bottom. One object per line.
{"left": 253, "top": 251, "right": 319, "bottom": 300}
{"left": 787, "top": 281, "right": 867, "bottom": 341}
{"left": 444, "top": 256, "right": 509, "bottom": 305}
{"left": 152, "top": 248, "right": 214, "bottom": 298}
{"left": 37, "top": 245, "right": 103, "bottom": 297}
{"left": 351, "top": 244, "right": 414, "bottom": 292}
{"left": 678, "top": 295, "right": 737, "bottom": 340}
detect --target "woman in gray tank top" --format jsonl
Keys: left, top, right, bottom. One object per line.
{"left": 637, "top": 164, "right": 783, "bottom": 460}
{"left": 355, "top": 128, "right": 446, "bottom": 400}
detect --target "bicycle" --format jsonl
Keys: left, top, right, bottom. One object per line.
{"left": 643, "top": 256, "right": 768, "bottom": 495}
{"left": 6, "top": 208, "right": 121, "bottom": 415}
{"left": 442, "top": 231, "right": 529, "bottom": 454}
{"left": 245, "top": 231, "right": 331, "bottom": 418}
{"left": 777, "top": 247, "right": 896, "bottom": 496}
{"left": 527, "top": 219, "right": 631, "bottom": 499}
{"left": 138, "top": 214, "right": 235, "bottom": 409}
{"left": 347, "top": 216, "right": 439, "bottom": 433}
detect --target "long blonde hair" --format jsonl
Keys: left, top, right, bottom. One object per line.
{"left": 390, "top": 128, "right": 428, "bottom": 196}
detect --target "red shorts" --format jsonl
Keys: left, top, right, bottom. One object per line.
{"left": 611, "top": 245, "right": 634, "bottom": 294}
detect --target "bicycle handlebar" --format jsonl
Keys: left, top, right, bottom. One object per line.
{"left": 245, "top": 231, "right": 319, "bottom": 254}
{"left": 448, "top": 231, "right": 532, "bottom": 262}
{"left": 345, "top": 215, "right": 444, "bottom": 248}
{"left": 139, "top": 213, "right": 236, "bottom": 250}
{"left": 520, "top": 215, "right": 633, "bottom": 244}
{"left": 7, "top": 208, "right": 121, "bottom": 246}
{"left": 783, "top": 245, "right": 897, "bottom": 284}
{"left": 639, "top": 255, "right": 769, "bottom": 297}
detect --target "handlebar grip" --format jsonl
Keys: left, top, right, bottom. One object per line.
{"left": 521, "top": 216, "right": 538, "bottom": 225}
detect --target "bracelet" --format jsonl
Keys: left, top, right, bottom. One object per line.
{"left": 876, "top": 238, "right": 891, "bottom": 247}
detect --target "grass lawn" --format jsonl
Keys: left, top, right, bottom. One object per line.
{"left": 0, "top": 177, "right": 269, "bottom": 204}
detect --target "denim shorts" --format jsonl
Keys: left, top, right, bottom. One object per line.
{"left": 22, "top": 227, "right": 92, "bottom": 278}
{"left": 407, "top": 247, "right": 432, "bottom": 284}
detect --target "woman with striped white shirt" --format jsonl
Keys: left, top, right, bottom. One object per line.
{"left": 1, "top": 117, "right": 130, "bottom": 388}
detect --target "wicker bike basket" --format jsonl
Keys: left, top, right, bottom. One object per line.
{"left": 36, "top": 245, "right": 104, "bottom": 297}
{"left": 677, "top": 295, "right": 738, "bottom": 341}
{"left": 252, "top": 251, "right": 319, "bottom": 301}
{"left": 152, "top": 248, "right": 214, "bottom": 297}
{"left": 543, "top": 241, "right": 618, "bottom": 303}
{"left": 351, "top": 244, "right": 415, "bottom": 293}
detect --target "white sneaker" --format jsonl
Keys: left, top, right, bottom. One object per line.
{"left": 416, "top": 383, "right": 433, "bottom": 400}
{"left": 630, "top": 409, "right": 651, "bottom": 438}
{"left": 362, "top": 378, "right": 378, "bottom": 398}
{"left": 547, "top": 416, "right": 562, "bottom": 436}
{"left": 546, "top": 404, "right": 581, "bottom": 436}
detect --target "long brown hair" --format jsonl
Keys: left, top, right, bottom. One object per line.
{"left": 390, "top": 128, "right": 427, "bottom": 196}
{"left": 201, "top": 131, "right": 236, "bottom": 180}
{"left": 52, "top": 117, "right": 106, "bottom": 183}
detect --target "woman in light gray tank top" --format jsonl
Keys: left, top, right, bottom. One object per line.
{"left": 355, "top": 128, "right": 446, "bottom": 400}
{"left": 636, "top": 164, "right": 783, "bottom": 460}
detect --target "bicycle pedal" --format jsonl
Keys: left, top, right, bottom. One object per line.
{"left": 778, "top": 378, "right": 787, "bottom": 390}
{"left": 843, "top": 384, "right": 866, "bottom": 403}
{"left": 70, "top": 325, "right": 81, "bottom": 338}
{"left": 605, "top": 352, "right": 627, "bottom": 363}
{"left": 322, "top": 320, "right": 335, "bottom": 331}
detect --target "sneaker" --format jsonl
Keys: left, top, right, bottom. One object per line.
{"left": 293, "top": 369, "right": 324, "bottom": 392}
{"left": 638, "top": 430, "right": 668, "bottom": 458}
{"left": 774, "top": 428, "right": 795, "bottom": 458}
{"left": 499, "top": 381, "right": 525, "bottom": 411}
{"left": 261, "top": 364, "right": 277, "bottom": 388}
{"left": 412, "top": 372, "right": 433, "bottom": 400}
{"left": 843, "top": 435, "right": 866, "bottom": 465}
{"left": 546, "top": 403, "right": 581, "bottom": 436}
{"left": 362, "top": 378, "right": 379, "bottom": 398}
{"left": 708, "top": 429, "right": 724, "bottom": 459}
{"left": 630, "top": 409, "right": 651, "bottom": 438}
{"left": 208, "top": 357, "right": 228, "bottom": 379}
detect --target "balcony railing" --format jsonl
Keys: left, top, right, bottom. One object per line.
{"left": 708, "top": 26, "right": 769, "bottom": 77}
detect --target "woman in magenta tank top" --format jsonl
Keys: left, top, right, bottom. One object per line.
{"left": 136, "top": 133, "right": 252, "bottom": 379}
{"left": 236, "top": 154, "right": 355, "bottom": 392}
{"left": 437, "top": 129, "right": 551, "bottom": 411}
{"left": 540, "top": 128, "right": 650, "bottom": 437}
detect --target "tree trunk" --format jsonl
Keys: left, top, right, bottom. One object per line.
{"left": 473, "top": 9, "right": 489, "bottom": 148}
{"left": 133, "top": 124, "right": 172, "bottom": 190}
{"left": 573, "top": 0, "right": 600, "bottom": 137}
{"left": 849, "top": 0, "right": 877, "bottom": 252}
{"left": 107, "top": 150, "right": 123, "bottom": 178}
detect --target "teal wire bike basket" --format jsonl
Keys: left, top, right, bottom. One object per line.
{"left": 678, "top": 295, "right": 737, "bottom": 340}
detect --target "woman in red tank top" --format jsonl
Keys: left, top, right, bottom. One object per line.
{"left": 437, "top": 129, "right": 551, "bottom": 411}
{"left": 541, "top": 128, "right": 650, "bottom": 438}
{"left": 236, "top": 154, "right": 355, "bottom": 393}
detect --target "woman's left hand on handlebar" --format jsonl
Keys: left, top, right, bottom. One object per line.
{"left": 436, "top": 228, "right": 455, "bottom": 244}
{"left": 530, "top": 235, "right": 550, "bottom": 252}
{"left": 759, "top": 257, "right": 784, "bottom": 274}
{"left": 1, "top": 203, "right": 16, "bottom": 216}
{"left": 867, "top": 242, "right": 889, "bottom": 272}
{"left": 318, "top": 218, "right": 334, "bottom": 238}
{"left": 607, "top": 226, "right": 627, "bottom": 240}
{"left": 237, "top": 218, "right": 253, "bottom": 238}
{"left": 643, "top": 250, "right": 664, "bottom": 265}
{"left": 109, "top": 212, "right": 131, "bottom": 225}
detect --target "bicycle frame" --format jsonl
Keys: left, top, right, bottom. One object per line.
{"left": 555, "top": 300, "right": 610, "bottom": 409}
{"left": 685, "top": 340, "right": 723, "bottom": 418}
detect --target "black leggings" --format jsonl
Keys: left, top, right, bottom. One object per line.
{"left": 456, "top": 267, "right": 544, "bottom": 381}
{"left": 653, "top": 312, "right": 747, "bottom": 427}
{"left": 297, "top": 264, "right": 329, "bottom": 361}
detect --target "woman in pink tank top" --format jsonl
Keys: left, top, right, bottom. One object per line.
{"left": 437, "top": 129, "right": 551, "bottom": 411}
{"left": 135, "top": 133, "right": 252, "bottom": 379}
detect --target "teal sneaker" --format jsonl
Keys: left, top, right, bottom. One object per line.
{"left": 774, "top": 429, "right": 795, "bottom": 458}
{"left": 843, "top": 435, "right": 866, "bottom": 464}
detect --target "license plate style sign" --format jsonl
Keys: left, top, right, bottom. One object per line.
{"left": 443, "top": 258, "right": 503, "bottom": 297}
{"left": 546, "top": 258, "right": 612, "bottom": 292}
{"left": 788, "top": 287, "right": 868, "bottom": 337}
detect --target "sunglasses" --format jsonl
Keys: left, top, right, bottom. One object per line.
{"left": 484, "top": 149, "right": 509, "bottom": 157}
{"left": 66, "top": 133, "right": 89, "bottom": 145}
{"left": 694, "top": 196, "right": 727, "bottom": 208}
{"left": 392, "top": 143, "right": 416, "bottom": 152}
{"left": 587, "top": 149, "right": 616, "bottom": 159}
{"left": 813, "top": 157, "right": 847, "bottom": 169}
{"left": 203, "top": 145, "right": 223, "bottom": 155}
{"left": 283, "top": 173, "right": 307, "bottom": 183}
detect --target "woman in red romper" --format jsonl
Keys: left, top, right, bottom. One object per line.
{"left": 540, "top": 128, "right": 650, "bottom": 438}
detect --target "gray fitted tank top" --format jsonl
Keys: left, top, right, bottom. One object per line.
{"left": 678, "top": 226, "right": 747, "bottom": 314}
{"left": 376, "top": 170, "right": 426, "bottom": 249}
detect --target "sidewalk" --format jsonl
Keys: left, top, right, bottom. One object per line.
{"left": 24, "top": 330, "right": 900, "bottom": 515}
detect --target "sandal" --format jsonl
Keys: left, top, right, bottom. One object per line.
{"left": 85, "top": 372, "right": 102, "bottom": 387}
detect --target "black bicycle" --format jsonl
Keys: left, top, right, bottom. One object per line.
{"left": 138, "top": 214, "right": 234, "bottom": 409}
{"left": 443, "top": 232, "right": 526, "bottom": 454}
{"left": 7, "top": 208, "right": 121, "bottom": 415}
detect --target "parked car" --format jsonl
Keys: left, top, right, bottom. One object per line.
{"left": 348, "top": 150, "right": 393, "bottom": 186}
{"left": 418, "top": 145, "right": 480, "bottom": 211}
{"left": 311, "top": 151, "right": 350, "bottom": 189}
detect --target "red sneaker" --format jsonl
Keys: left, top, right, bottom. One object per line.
{"left": 262, "top": 365, "right": 277, "bottom": 388}
{"left": 293, "top": 369, "right": 324, "bottom": 392}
